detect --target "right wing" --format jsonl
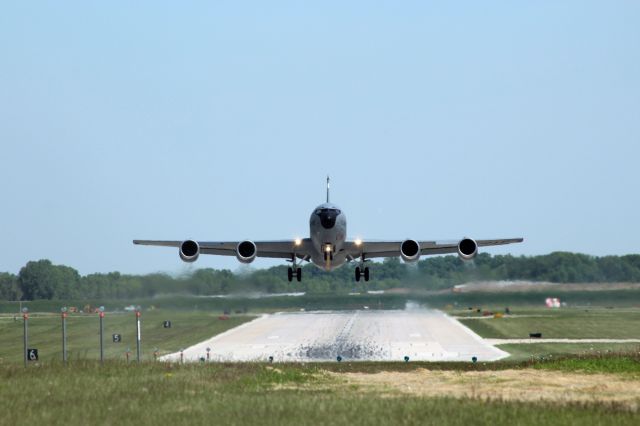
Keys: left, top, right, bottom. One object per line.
{"left": 343, "top": 238, "right": 524, "bottom": 259}
{"left": 133, "top": 239, "right": 314, "bottom": 260}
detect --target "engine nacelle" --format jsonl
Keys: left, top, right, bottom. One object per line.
{"left": 457, "top": 238, "right": 478, "bottom": 260}
{"left": 400, "top": 239, "right": 421, "bottom": 263}
{"left": 236, "top": 240, "right": 257, "bottom": 264}
{"left": 179, "top": 240, "right": 200, "bottom": 263}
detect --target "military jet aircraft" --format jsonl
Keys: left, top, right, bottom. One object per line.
{"left": 134, "top": 177, "right": 523, "bottom": 282}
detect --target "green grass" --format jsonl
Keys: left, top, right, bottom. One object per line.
{"left": 0, "top": 311, "right": 255, "bottom": 364}
{"left": 498, "top": 343, "right": 640, "bottom": 362}
{"left": 1, "top": 362, "right": 639, "bottom": 426}
{"left": 533, "top": 355, "right": 640, "bottom": 375}
{"left": 458, "top": 307, "right": 640, "bottom": 339}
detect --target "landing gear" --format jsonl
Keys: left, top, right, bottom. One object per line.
{"left": 287, "top": 267, "right": 302, "bottom": 282}
{"left": 287, "top": 253, "right": 303, "bottom": 282}
{"left": 355, "top": 266, "right": 370, "bottom": 282}
{"left": 354, "top": 254, "right": 370, "bottom": 282}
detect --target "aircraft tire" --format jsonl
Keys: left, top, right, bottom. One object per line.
{"left": 364, "top": 267, "right": 370, "bottom": 282}
{"left": 287, "top": 267, "right": 293, "bottom": 282}
{"left": 296, "top": 268, "right": 302, "bottom": 282}
{"left": 355, "top": 267, "right": 361, "bottom": 282}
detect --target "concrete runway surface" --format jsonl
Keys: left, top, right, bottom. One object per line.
{"left": 162, "top": 309, "right": 509, "bottom": 363}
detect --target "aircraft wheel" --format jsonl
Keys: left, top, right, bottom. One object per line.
{"left": 296, "top": 268, "right": 302, "bottom": 282}
{"left": 355, "top": 267, "right": 361, "bottom": 282}
{"left": 287, "top": 267, "right": 293, "bottom": 282}
{"left": 364, "top": 267, "right": 370, "bottom": 282}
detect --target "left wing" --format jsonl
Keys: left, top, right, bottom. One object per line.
{"left": 342, "top": 238, "right": 523, "bottom": 259}
{"left": 133, "top": 239, "right": 313, "bottom": 260}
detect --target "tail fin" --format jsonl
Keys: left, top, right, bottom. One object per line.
{"left": 326, "top": 175, "right": 330, "bottom": 203}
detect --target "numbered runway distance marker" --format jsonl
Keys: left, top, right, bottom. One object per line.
{"left": 28, "top": 349, "right": 38, "bottom": 361}
{"left": 163, "top": 320, "right": 171, "bottom": 329}
{"left": 113, "top": 334, "right": 122, "bottom": 343}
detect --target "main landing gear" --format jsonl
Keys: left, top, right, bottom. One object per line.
{"left": 287, "top": 267, "right": 302, "bottom": 282}
{"left": 355, "top": 254, "right": 370, "bottom": 282}
{"left": 355, "top": 266, "right": 370, "bottom": 282}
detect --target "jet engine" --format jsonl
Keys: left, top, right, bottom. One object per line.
{"left": 457, "top": 238, "right": 478, "bottom": 260}
{"left": 236, "top": 240, "right": 257, "bottom": 263}
{"left": 179, "top": 240, "right": 200, "bottom": 263}
{"left": 400, "top": 239, "right": 421, "bottom": 263}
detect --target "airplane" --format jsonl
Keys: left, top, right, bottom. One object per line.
{"left": 134, "top": 177, "right": 523, "bottom": 282}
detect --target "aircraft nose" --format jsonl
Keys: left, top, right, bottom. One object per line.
{"left": 319, "top": 209, "right": 337, "bottom": 229}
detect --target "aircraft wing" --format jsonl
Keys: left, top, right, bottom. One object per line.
{"left": 343, "top": 238, "right": 524, "bottom": 259}
{"left": 133, "top": 239, "right": 314, "bottom": 260}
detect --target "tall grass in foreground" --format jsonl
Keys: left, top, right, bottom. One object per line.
{"left": 1, "top": 358, "right": 639, "bottom": 426}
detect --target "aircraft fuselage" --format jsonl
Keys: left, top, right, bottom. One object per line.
{"left": 309, "top": 203, "right": 348, "bottom": 270}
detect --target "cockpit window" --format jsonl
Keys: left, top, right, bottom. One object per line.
{"left": 315, "top": 208, "right": 339, "bottom": 229}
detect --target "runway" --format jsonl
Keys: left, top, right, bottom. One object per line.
{"left": 161, "top": 309, "right": 508, "bottom": 362}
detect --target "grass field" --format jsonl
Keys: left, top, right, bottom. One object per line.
{"left": 497, "top": 343, "right": 640, "bottom": 360}
{"left": 456, "top": 307, "right": 640, "bottom": 339}
{"left": 0, "top": 310, "right": 254, "bottom": 364}
{"left": 1, "top": 358, "right": 639, "bottom": 426}
{"left": 2, "top": 304, "right": 640, "bottom": 424}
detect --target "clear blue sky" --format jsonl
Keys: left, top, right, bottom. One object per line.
{"left": 1, "top": 1, "right": 638, "bottom": 275}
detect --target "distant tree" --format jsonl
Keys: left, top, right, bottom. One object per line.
{"left": 17, "top": 259, "right": 80, "bottom": 300}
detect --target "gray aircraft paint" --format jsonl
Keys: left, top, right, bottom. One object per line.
{"left": 309, "top": 202, "right": 348, "bottom": 270}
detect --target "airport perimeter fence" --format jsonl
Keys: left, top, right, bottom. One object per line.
{"left": 12, "top": 305, "right": 151, "bottom": 367}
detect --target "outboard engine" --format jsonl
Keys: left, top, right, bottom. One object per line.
{"left": 179, "top": 240, "right": 200, "bottom": 263}
{"left": 457, "top": 238, "right": 478, "bottom": 260}
{"left": 400, "top": 239, "right": 421, "bottom": 263}
{"left": 236, "top": 240, "right": 257, "bottom": 263}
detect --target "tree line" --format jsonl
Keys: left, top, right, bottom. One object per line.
{"left": 1, "top": 252, "right": 640, "bottom": 301}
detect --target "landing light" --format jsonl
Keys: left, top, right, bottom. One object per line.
{"left": 325, "top": 245, "right": 332, "bottom": 252}
{"left": 294, "top": 238, "right": 302, "bottom": 246}
{"left": 354, "top": 239, "right": 362, "bottom": 246}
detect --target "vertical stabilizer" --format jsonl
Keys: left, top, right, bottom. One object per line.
{"left": 326, "top": 175, "right": 330, "bottom": 203}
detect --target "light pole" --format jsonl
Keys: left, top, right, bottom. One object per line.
{"left": 135, "top": 308, "right": 141, "bottom": 363}
{"left": 61, "top": 307, "right": 68, "bottom": 364}
{"left": 99, "top": 306, "right": 105, "bottom": 364}
{"left": 22, "top": 307, "right": 29, "bottom": 368}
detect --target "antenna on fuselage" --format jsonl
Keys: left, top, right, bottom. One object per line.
{"left": 326, "top": 175, "right": 330, "bottom": 203}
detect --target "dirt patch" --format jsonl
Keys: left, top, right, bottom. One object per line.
{"left": 328, "top": 369, "right": 640, "bottom": 409}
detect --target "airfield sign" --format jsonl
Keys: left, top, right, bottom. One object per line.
{"left": 112, "top": 334, "right": 122, "bottom": 343}
{"left": 27, "top": 349, "right": 38, "bottom": 361}
{"left": 163, "top": 320, "right": 171, "bottom": 328}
